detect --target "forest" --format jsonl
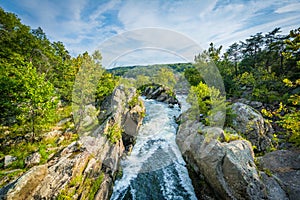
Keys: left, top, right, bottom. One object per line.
{"left": 0, "top": 7, "right": 299, "bottom": 188}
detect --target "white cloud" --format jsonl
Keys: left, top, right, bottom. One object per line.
{"left": 0, "top": 0, "right": 299, "bottom": 65}
{"left": 275, "top": 2, "right": 300, "bottom": 14}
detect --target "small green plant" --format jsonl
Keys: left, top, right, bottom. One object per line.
{"left": 128, "top": 93, "right": 140, "bottom": 109}
{"left": 224, "top": 105, "right": 237, "bottom": 128}
{"left": 264, "top": 168, "right": 273, "bottom": 177}
{"left": 89, "top": 173, "right": 104, "bottom": 200}
{"left": 69, "top": 174, "right": 83, "bottom": 187}
{"left": 105, "top": 123, "right": 122, "bottom": 144}
{"left": 223, "top": 131, "right": 241, "bottom": 143}
{"left": 187, "top": 81, "right": 226, "bottom": 126}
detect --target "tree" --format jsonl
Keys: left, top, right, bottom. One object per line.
{"left": 187, "top": 81, "right": 225, "bottom": 126}
{"left": 227, "top": 42, "right": 240, "bottom": 76}
{"left": 153, "top": 67, "right": 176, "bottom": 89}
{"left": 72, "top": 51, "right": 105, "bottom": 132}
{"left": 136, "top": 74, "right": 151, "bottom": 88}
{"left": 17, "top": 64, "right": 57, "bottom": 137}
{"left": 0, "top": 58, "right": 57, "bottom": 137}
{"left": 184, "top": 67, "right": 203, "bottom": 86}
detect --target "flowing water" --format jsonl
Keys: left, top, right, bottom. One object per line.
{"left": 110, "top": 97, "right": 197, "bottom": 200}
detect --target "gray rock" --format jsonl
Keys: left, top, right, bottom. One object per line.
{"left": 258, "top": 150, "right": 300, "bottom": 200}
{"left": 122, "top": 101, "right": 145, "bottom": 149}
{"left": 249, "top": 101, "right": 263, "bottom": 109}
{"left": 25, "top": 152, "right": 41, "bottom": 167}
{"left": 4, "top": 155, "right": 17, "bottom": 168}
{"left": 231, "top": 102, "right": 273, "bottom": 152}
{"left": 0, "top": 165, "right": 48, "bottom": 200}
{"left": 260, "top": 172, "right": 288, "bottom": 200}
{"left": 176, "top": 111, "right": 266, "bottom": 200}
{"left": 142, "top": 85, "right": 179, "bottom": 105}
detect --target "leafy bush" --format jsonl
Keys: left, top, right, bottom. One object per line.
{"left": 187, "top": 81, "right": 226, "bottom": 126}
{"left": 95, "top": 72, "right": 118, "bottom": 105}
{"left": 105, "top": 123, "right": 122, "bottom": 144}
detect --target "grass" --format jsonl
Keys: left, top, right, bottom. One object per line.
{"left": 89, "top": 173, "right": 104, "bottom": 200}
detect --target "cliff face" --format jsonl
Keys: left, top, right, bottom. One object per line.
{"left": 176, "top": 103, "right": 299, "bottom": 200}
{"left": 0, "top": 85, "right": 145, "bottom": 200}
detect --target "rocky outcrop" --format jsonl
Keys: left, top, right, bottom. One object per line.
{"left": 257, "top": 150, "right": 300, "bottom": 200}
{"left": 98, "top": 86, "right": 145, "bottom": 152}
{"left": 176, "top": 104, "right": 300, "bottom": 200}
{"left": 0, "top": 85, "right": 145, "bottom": 200}
{"left": 24, "top": 152, "right": 41, "bottom": 168}
{"left": 176, "top": 111, "right": 267, "bottom": 199}
{"left": 231, "top": 102, "right": 273, "bottom": 152}
{"left": 141, "top": 84, "right": 179, "bottom": 105}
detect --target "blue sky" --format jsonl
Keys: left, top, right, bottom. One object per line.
{"left": 1, "top": 0, "right": 300, "bottom": 67}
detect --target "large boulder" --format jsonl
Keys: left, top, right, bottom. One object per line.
{"left": 122, "top": 102, "right": 145, "bottom": 150}
{"left": 231, "top": 102, "right": 273, "bottom": 152}
{"left": 0, "top": 165, "right": 48, "bottom": 200}
{"left": 257, "top": 150, "right": 300, "bottom": 200}
{"left": 176, "top": 111, "right": 267, "bottom": 200}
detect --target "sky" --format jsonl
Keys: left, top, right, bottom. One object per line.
{"left": 1, "top": 0, "right": 300, "bottom": 68}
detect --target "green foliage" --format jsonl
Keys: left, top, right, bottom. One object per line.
{"left": 234, "top": 72, "right": 256, "bottom": 87}
{"left": 279, "top": 109, "right": 300, "bottom": 146}
{"left": 261, "top": 98, "right": 300, "bottom": 146}
{"left": 136, "top": 74, "right": 151, "bottom": 88}
{"left": 153, "top": 67, "right": 176, "bottom": 89}
{"left": 224, "top": 106, "right": 237, "bottom": 128}
{"left": 223, "top": 131, "right": 242, "bottom": 143}
{"left": 72, "top": 51, "right": 105, "bottom": 132}
{"left": 105, "top": 123, "right": 122, "bottom": 144}
{"left": 187, "top": 81, "right": 226, "bottom": 126}
{"left": 128, "top": 92, "right": 140, "bottom": 109}
{"left": 184, "top": 67, "right": 203, "bottom": 86}
{"left": 96, "top": 72, "right": 119, "bottom": 105}
{"left": 88, "top": 173, "right": 104, "bottom": 200}
{"left": 0, "top": 61, "right": 57, "bottom": 137}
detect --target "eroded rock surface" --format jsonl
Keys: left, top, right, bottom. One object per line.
{"left": 258, "top": 150, "right": 300, "bottom": 200}
{"left": 0, "top": 86, "right": 145, "bottom": 200}
{"left": 231, "top": 102, "right": 273, "bottom": 152}
{"left": 176, "top": 105, "right": 299, "bottom": 200}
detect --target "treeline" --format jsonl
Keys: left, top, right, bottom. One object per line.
{"left": 0, "top": 8, "right": 117, "bottom": 140}
{"left": 185, "top": 27, "right": 300, "bottom": 145}
{"left": 187, "top": 27, "right": 299, "bottom": 99}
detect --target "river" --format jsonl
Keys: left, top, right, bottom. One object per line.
{"left": 110, "top": 97, "right": 197, "bottom": 200}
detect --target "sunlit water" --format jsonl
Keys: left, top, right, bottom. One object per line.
{"left": 110, "top": 97, "right": 197, "bottom": 200}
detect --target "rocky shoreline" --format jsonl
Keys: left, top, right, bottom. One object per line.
{"left": 176, "top": 102, "right": 300, "bottom": 200}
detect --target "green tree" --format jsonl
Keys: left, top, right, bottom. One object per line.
{"left": 16, "top": 64, "right": 57, "bottom": 137}
{"left": 72, "top": 51, "right": 105, "bottom": 132}
{"left": 184, "top": 67, "right": 203, "bottom": 86}
{"left": 187, "top": 81, "right": 225, "bottom": 126}
{"left": 136, "top": 74, "right": 151, "bottom": 88}
{"left": 0, "top": 58, "right": 57, "bottom": 137}
{"left": 226, "top": 42, "right": 240, "bottom": 76}
{"left": 153, "top": 67, "right": 176, "bottom": 89}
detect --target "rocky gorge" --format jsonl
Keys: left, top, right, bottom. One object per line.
{"left": 0, "top": 85, "right": 145, "bottom": 200}
{"left": 0, "top": 86, "right": 299, "bottom": 200}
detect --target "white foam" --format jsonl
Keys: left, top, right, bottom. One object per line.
{"left": 111, "top": 97, "right": 196, "bottom": 200}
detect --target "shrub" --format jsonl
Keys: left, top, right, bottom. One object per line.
{"left": 187, "top": 81, "right": 226, "bottom": 126}
{"left": 105, "top": 124, "right": 122, "bottom": 144}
